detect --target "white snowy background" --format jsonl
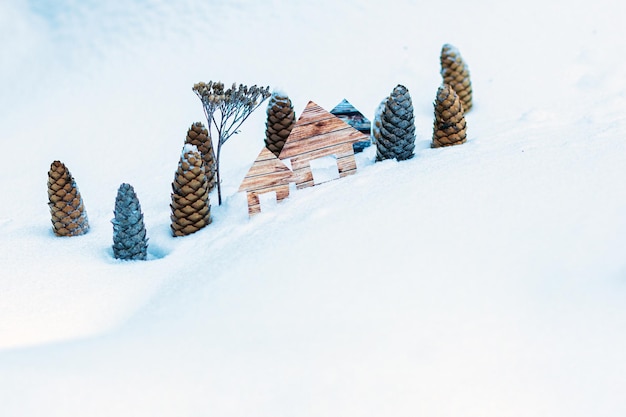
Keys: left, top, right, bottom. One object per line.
{"left": 1, "top": 0, "right": 626, "bottom": 416}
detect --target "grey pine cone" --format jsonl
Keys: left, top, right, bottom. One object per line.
{"left": 265, "top": 92, "right": 295, "bottom": 157}
{"left": 371, "top": 98, "right": 386, "bottom": 146}
{"left": 112, "top": 183, "right": 148, "bottom": 261}
{"left": 374, "top": 84, "right": 416, "bottom": 161}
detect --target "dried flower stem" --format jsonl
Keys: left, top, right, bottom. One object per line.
{"left": 193, "top": 81, "right": 271, "bottom": 205}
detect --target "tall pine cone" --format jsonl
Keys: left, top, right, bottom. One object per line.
{"left": 170, "top": 144, "right": 211, "bottom": 236}
{"left": 432, "top": 84, "right": 467, "bottom": 148}
{"left": 440, "top": 44, "right": 472, "bottom": 113}
{"left": 375, "top": 84, "right": 416, "bottom": 161}
{"left": 265, "top": 92, "right": 295, "bottom": 157}
{"left": 47, "top": 160, "right": 89, "bottom": 237}
{"left": 185, "top": 122, "right": 217, "bottom": 192}
{"left": 112, "top": 183, "right": 148, "bottom": 261}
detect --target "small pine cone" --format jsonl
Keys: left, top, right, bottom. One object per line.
{"left": 47, "top": 161, "right": 89, "bottom": 237}
{"left": 371, "top": 98, "right": 386, "bottom": 145}
{"left": 185, "top": 122, "right": 217, "bottom": 192}
{"left": 440, "top": 44, "right": 472, "bottom": 113}
{"left": 112, "top": 183, "right": 148, "bottom": 261}
{"left": 265, "top": 92, "right": 296, "bottom": 157}
{"left": 170, "top": 144, "right": 211, "bottom": 237}
{"left": 432, "top": 84, "right": 467, "bottom": 148}
{"left": 375, "top": 84, "right": 416, "bottom": 161}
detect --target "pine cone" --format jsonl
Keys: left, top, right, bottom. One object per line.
{"left": 371, "top": 98, "right": 386, "bottom": 146}
{"left": 432, "top": 84, "right": 467, "bottom": 148}
{"left": 47, "top": 160, "right": 89, "bottom": 237}
{"left": 170, "top": 144, "right": 211, "bottom": 236}
{"left": 112, "top": 183, "right": 148, "bottom": 261}
{"left": 265, "top": 92, "right": 296, "bottom": 157}
{"left": 185, "top": 122, "right": 217, "bottom": 192}
{"left": 374, "top": 84, "right": 416, "bottom": 161}
{"left": 440, "top": 44, "right": 472, "bottom": 113}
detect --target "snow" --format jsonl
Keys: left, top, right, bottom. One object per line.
{"left": 309, "top": 155, "right": 341, "bottom": 184}
{"left": 181, "top": 143, "right": 199, "bottom": 158}
{"left": 2, "top": 0, "right": 626, "bottom": 416}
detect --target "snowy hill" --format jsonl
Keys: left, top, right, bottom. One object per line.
{"left": 1, "top": 1, "right": 626, "bottom": 416}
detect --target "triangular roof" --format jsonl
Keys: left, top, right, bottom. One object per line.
{"left": 330, "top": 99, "right": 363, "bottom": 117}
{"left": 279, "top": 101, "right": 369, "bottom": 159}
{"left": 238, "top": 147, "right": 295, "bottom": 193}
{"left": 330, "top": 98, "right": 371, "bottom": 134}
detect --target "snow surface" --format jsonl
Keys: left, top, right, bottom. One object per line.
{"left": 2, "top": 0, "right": 626, "bottom": 416}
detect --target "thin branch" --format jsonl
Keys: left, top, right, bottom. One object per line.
{"left": 192, "top": 81, "right": 271, "bottom": 204}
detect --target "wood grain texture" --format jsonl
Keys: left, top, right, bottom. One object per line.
{"left": 279, "top": 101, "right": 369, "bottom": 159}
{"left": 246, "top": 184, "right": 290, "bottom": 216}
{"left": 289, "top": 142, "right": 354, "bottom": 168}
{"left": 330, "top": 98, "right": 372, "bottom": 135}
{"left": 239, "top": 147, "right": 296, "bottom": 217}
{"left": 291, "top": 166, "right": 314, "bottom": 189}
{"left": 279, "top": 101, "right": 367, "bottom": 189}
{"left": 336, "top": 154, "right": 357, "bottom": 176}
{"left": 239, "top": 147, "right": 295, "bottom": 192}
{"left": 241, "top": 101, "right": 368, "bottom": 213}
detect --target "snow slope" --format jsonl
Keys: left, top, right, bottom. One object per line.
{"left": 1, "top": 0, "right": 626, "bottom": 416}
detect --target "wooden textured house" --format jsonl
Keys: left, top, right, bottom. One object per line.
{"left": 238, "top": 147, "right": 296, "bottom": 217}
{"left": 330, "top": 99, "right": 372, "bottom": 153}
{"left": 279, "top": 101, "right": 370, "bottom": 189}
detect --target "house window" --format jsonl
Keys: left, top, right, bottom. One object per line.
{"left": 258, "top": 190, "right": 278, "bottom": 212}
{"left": 310, "top": 155, "right": 340, "bottom": 185}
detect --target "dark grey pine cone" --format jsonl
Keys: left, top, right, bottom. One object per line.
{"left": 265, "top": 92, "right": 295, "bottom": 157}
{"left": 375, "top": 84, "right": 416, "bottom": 161}
{"left": 112, "top": 183, "right": 148, "bottom": 261}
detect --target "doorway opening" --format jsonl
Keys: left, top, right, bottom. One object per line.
{"left": 310, "top": 155, "right": 340, "bottom": 185}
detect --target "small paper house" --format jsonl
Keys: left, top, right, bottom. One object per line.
{"left": 330, "top": 99, "right": 372, "bottom": 153}
{"left": 279, "top": 101, "right": 370, "bottom": 189}
{"left": 238, "top": 147, "right": 296, "bottom": 217}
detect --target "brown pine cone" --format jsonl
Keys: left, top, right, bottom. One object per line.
{"left": 265, "top": 92, "right": 295, "bottom": 157}
{"left": 185, "top": 122, "right": 216, "bottom": 192}
{"left": 47, "top": 161, "right": 89, "bottom": 236}
{"left": 440, "top": 44, "right": 472, "bottom": 113}
{"left": 170, "top": 145, "right": 211, "bottom": 236}
{"left": 432, "top": 84, "right": 467, "bottom": 148}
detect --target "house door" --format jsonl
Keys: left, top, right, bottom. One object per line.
{"left": 309, "top": 155, "right": 340, "bottom": 185}
{"left": 258, "top": 190, "right": 278, "bottom": 212}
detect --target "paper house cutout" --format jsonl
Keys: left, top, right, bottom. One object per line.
{"left": 330, "top": 99, "right": 372, "bottom": 153}
{"left": 279, "top": 101, "right": 370, "bottom": 189}
{"left": 238, "top": 147, "right": 296, "bottom": 217}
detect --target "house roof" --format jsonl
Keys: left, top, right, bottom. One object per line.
{"left": 238, "top": 147, "right": 295, "bottom": 193}
{"left": 330, "top": 98, "right": 363, "bottom": 117}
{"left": 330, "top": 98, "right": 371, "bottom": 134}
{"left": 279, "top": 101, "right": 370, "bottom": 160}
